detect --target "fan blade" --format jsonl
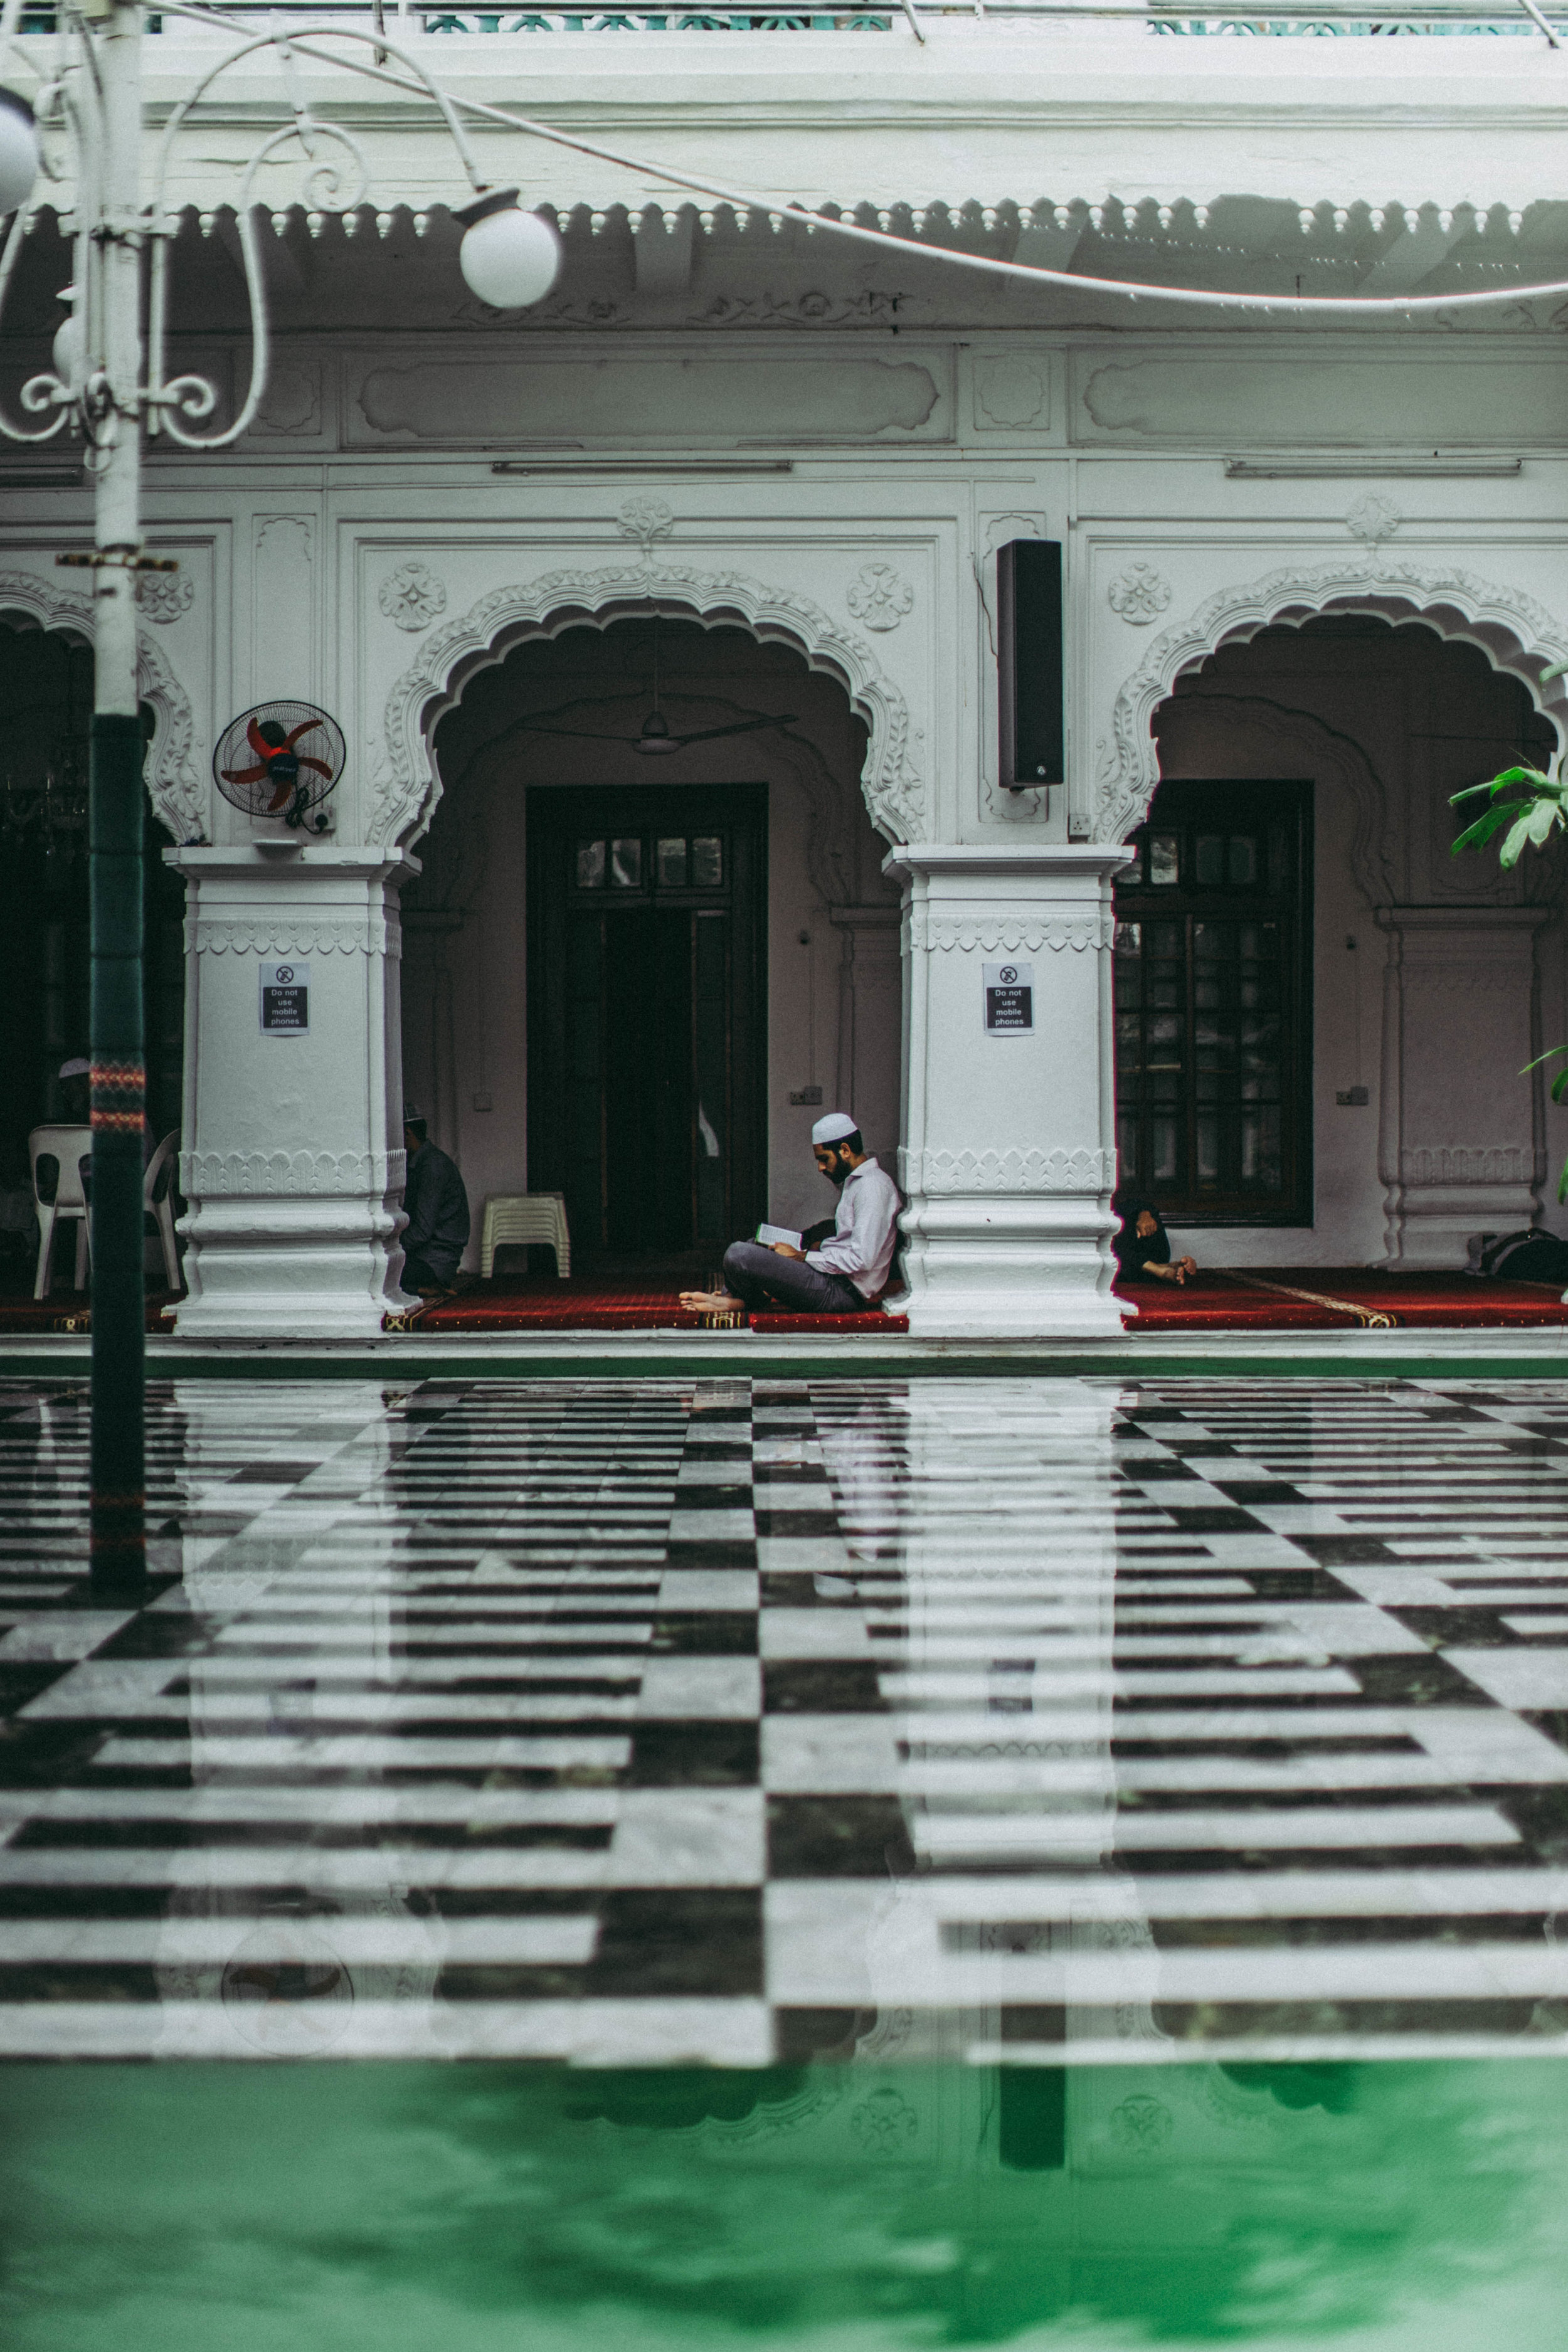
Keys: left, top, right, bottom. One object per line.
{"left": 669, "top": 714, "right": 797, "bottom": 748}
{"left": 220, "top": 763, "right": 268, "bottom": 785}
{"left": 246, "top": 719, "right": 273, "bottom": 759}
{"left": 283, "top": 720, "right": 326, "bottom": 749}
{"left": 513, "top": 719, "right": 642, "bottom": 744}
{"left": 295, "top": 756, "right": 335, "bottom": 779}
{"left": 266, "top": 776, "right": 295, "bottom": 813}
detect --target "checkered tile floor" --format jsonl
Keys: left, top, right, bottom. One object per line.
{"left": 4, "top": 1374, "right": 1568, "bottom": 2062}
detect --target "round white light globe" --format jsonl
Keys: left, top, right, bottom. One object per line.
{"left": 0, "top": 92, "right": 38, "bottom": 221}
{"left": 51, "top": 311, "right": 82, "bottom": 386}
{"left": 458, "top": 207, "right": 561, "bottom": 311}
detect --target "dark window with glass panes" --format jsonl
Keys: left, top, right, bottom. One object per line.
{"left": 1113, "top": 780, "right": 1312, "bottom": 1224}
{"left": 572, "top": 832, "right": 725, "bottom": 896}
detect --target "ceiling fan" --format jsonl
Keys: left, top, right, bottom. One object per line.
{"left": 512, "top": 618, "right": 796, "bottom": 758}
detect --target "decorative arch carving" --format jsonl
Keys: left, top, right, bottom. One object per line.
{"left": 1093, "top": 559, "right": 1568, "bottom": 845}
{"left": 1154, "top": 690, "right": 1394, "bottom": 904}
{"left": 372, "top": 561, "right": 921, "bottom": 851}
{"left": 0, "top": 566, "right": 203, "bottom": 843}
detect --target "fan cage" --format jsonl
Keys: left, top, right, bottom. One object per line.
{"left": 213, "top": 702, "right": 346, "bottom": 826}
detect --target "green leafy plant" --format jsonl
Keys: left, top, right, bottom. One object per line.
{"left": 1451, "top": 667, "right": 1568, "bottom": 1195}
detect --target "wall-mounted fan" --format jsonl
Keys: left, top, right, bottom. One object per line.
{"left": 513, "top": 618, "right": 796, "bottom": 758}
{"left": 213, "top": 701, "right": 346, "bottom": 830}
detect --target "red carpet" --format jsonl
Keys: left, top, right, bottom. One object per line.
{"left": 405, "top": 1278, "right": 903, "bottom": 1335}
{"left": 0, "top": 1293, "right": 182, "bottom": 1335}
{"left": 1118, "top": 1268, "right": 1568, "bottom": 1332}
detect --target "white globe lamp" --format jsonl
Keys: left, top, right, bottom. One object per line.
{"left": 455, "top": 190, "right": 561, "bottom": 311}
{"left": 0, "top": 91, "right": 38, "bottom": 220}
{"left": 51, "top": 287, "right": 82, "bottom": 387}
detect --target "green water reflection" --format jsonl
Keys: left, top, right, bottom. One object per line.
{"left": 2, "top": 2060, "right": 1565, "bottom": 2350}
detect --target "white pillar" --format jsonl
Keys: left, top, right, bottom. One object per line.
{"left": 886, "top": 845, "right": 1131, "bottom": 1338}
{"left": 166, "top": 847, "right": 415, "bottom": 1338}
{"left": 1377, "top": 904, "right": 1547, "bottom": 1266}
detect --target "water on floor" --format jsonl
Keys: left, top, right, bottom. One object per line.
{"left": 1, "top": 1372, "right": 1567, "bottom": 2346}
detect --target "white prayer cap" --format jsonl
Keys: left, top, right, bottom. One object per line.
{"left": 812, "top": 1111, "right": 858, "bottom": 1145}
{"left": 403, "top": 1100, "right": 423, "bottom": 1124}
{"left": 58, "top": 1057, "right": 89, "bottom": 1079}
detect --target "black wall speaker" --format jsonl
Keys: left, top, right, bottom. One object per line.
{"left": 997, "top": 539, "right": 1064, "bottom": 789}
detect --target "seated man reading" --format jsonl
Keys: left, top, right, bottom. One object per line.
{"left": 681, "top": 1111, "right": 901, "bottom": 1317}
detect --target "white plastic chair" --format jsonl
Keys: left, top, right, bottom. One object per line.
{"left": 28, "top": 1123, "right": 92, "bottom": 1299}
{"left": 479, "top": 1192, "right": 571, "bottom": 1281}
{"left": 144, "top": 1130, "right": 180, "bottom": 1291}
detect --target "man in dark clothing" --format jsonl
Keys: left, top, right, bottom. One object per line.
{"left": 1111, "top": 1192, "right": 1198, "bottom": 1287}
{"left": 400, "top": 1101, "right": 470, "bottom": 1295}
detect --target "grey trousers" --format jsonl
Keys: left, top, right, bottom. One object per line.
{"left": 721, "top": 1240, "right": 864, "bottom": 1314}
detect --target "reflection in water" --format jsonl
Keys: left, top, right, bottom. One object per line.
{"left": 2, "top": 2060, "right": 1566, "bottom": 2349}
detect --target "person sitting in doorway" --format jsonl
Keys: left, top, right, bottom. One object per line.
{"left": 1112, "top": 1192, "right": 1199, "bottom": 1288}
{"left": 1468, "top": 1227, "right": 1568, "bottom": 1289}
{"left": 680, "top": 1111, "right": 901, "bottom": 1318}
{"left": 400, "top": 1101, "right": 470, "bottom": 1298}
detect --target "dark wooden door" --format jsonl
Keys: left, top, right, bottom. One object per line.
{"left": 527, "top": 785, "right": 766, "bottom": 1266}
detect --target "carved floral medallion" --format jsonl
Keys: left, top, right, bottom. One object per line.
{"left": 1108, "top": 563, "right": 1173, "bottom": 625}
{"left": 847, "top": 561, "right": 914, "bottom": 631}
{"left": 379, "top": 560, "right": 448, "bottom": 633}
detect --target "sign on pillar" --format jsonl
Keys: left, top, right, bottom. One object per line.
{"left": 983, "top": 961, "right": 1034, "bottom": 1034}
{"left": 260, "top": 961, "right": 310, "bottom": 1036}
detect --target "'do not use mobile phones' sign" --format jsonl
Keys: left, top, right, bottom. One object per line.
{"left": 260, "top": 961, "right": 310, "bottom": 1036}
{"left": 983, "top": 961, "right": 1034, "bottom": 1035}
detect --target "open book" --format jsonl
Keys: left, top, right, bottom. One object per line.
{"left": 755, "top": 1222, "right": 803, "bottom": 1250}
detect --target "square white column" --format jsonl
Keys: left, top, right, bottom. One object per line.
{"left": 166, "top": 847, "right": 416, "bottom": 1339}
{"left": 886, "top": 844, "right": 1133, "bottom": 1338}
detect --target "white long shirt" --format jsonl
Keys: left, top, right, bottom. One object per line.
{"left": 806, "top": 1155, "right": 903, "bottom": 1298}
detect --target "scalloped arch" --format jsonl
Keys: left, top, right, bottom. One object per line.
{"left": 371, "top": 561, "right": 921, "bottom": 850}
{"left": 1093, "top": 559, "right": 1568, "bottom": 846}
{"left": 0, "top": 567, "right": 203, "bottom": 842}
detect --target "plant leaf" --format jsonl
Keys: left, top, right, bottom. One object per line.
{"left": 1453, "top": 803, "right": 1528, "bottom": 854}
{"left": 1499, "top": 812, "right": 1536, "bottom": 869}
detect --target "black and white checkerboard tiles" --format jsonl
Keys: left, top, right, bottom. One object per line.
{"left": 2, "top": 1373, "right": 1568, "bottom": 2060}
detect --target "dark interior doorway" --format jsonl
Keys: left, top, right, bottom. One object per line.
{"left": 526, "top": 783, "right": 766, "bottom": 1275}
{"left": 1113, "top": 777, "right": 1313, "bottom": 1226}
{"left": 0, "top": 623, "right": 184, "bottom": 1288}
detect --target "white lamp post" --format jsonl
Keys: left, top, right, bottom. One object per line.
{"left": 0, "top": 1, "right": 560, "bottom": 1586}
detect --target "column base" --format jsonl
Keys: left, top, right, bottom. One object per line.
{"left": 171, "top": 1197, "right": 406, "bottom": 1342}
{"left": 898, "top": 1197, "right": 1128, "bottom": 1340}
{"left": 1380, "top": 1181, "right": 1540, "bottom": 1269}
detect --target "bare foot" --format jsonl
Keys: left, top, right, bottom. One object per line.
{"left": 680, "top": 1289, "right": 745, "bottom": 1312}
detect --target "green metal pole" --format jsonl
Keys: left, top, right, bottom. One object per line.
{"left": 88, "top": 0, "right": 147, "bottom": 1592}
{"left": 89, "top": 712, "right": 145, "bottom": 1585}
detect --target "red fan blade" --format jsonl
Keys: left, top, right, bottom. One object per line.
{"left": 283, "top": 720, "right": 324, "bottom": 750}
{"left": 295, "top": 756, "right": 334, "bottom": 779}
{"left": 266, "top": 776, "right": 295, "bottom": 813}
{"left": 220, "top": 763, "right": 268, "bottom": 785}
{"left": 246, "top": 718, "right": 275, "bottom": 761}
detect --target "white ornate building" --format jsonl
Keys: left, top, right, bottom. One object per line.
{"left": 3, "top": 7, "right": 1566, "bottom": 1337}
